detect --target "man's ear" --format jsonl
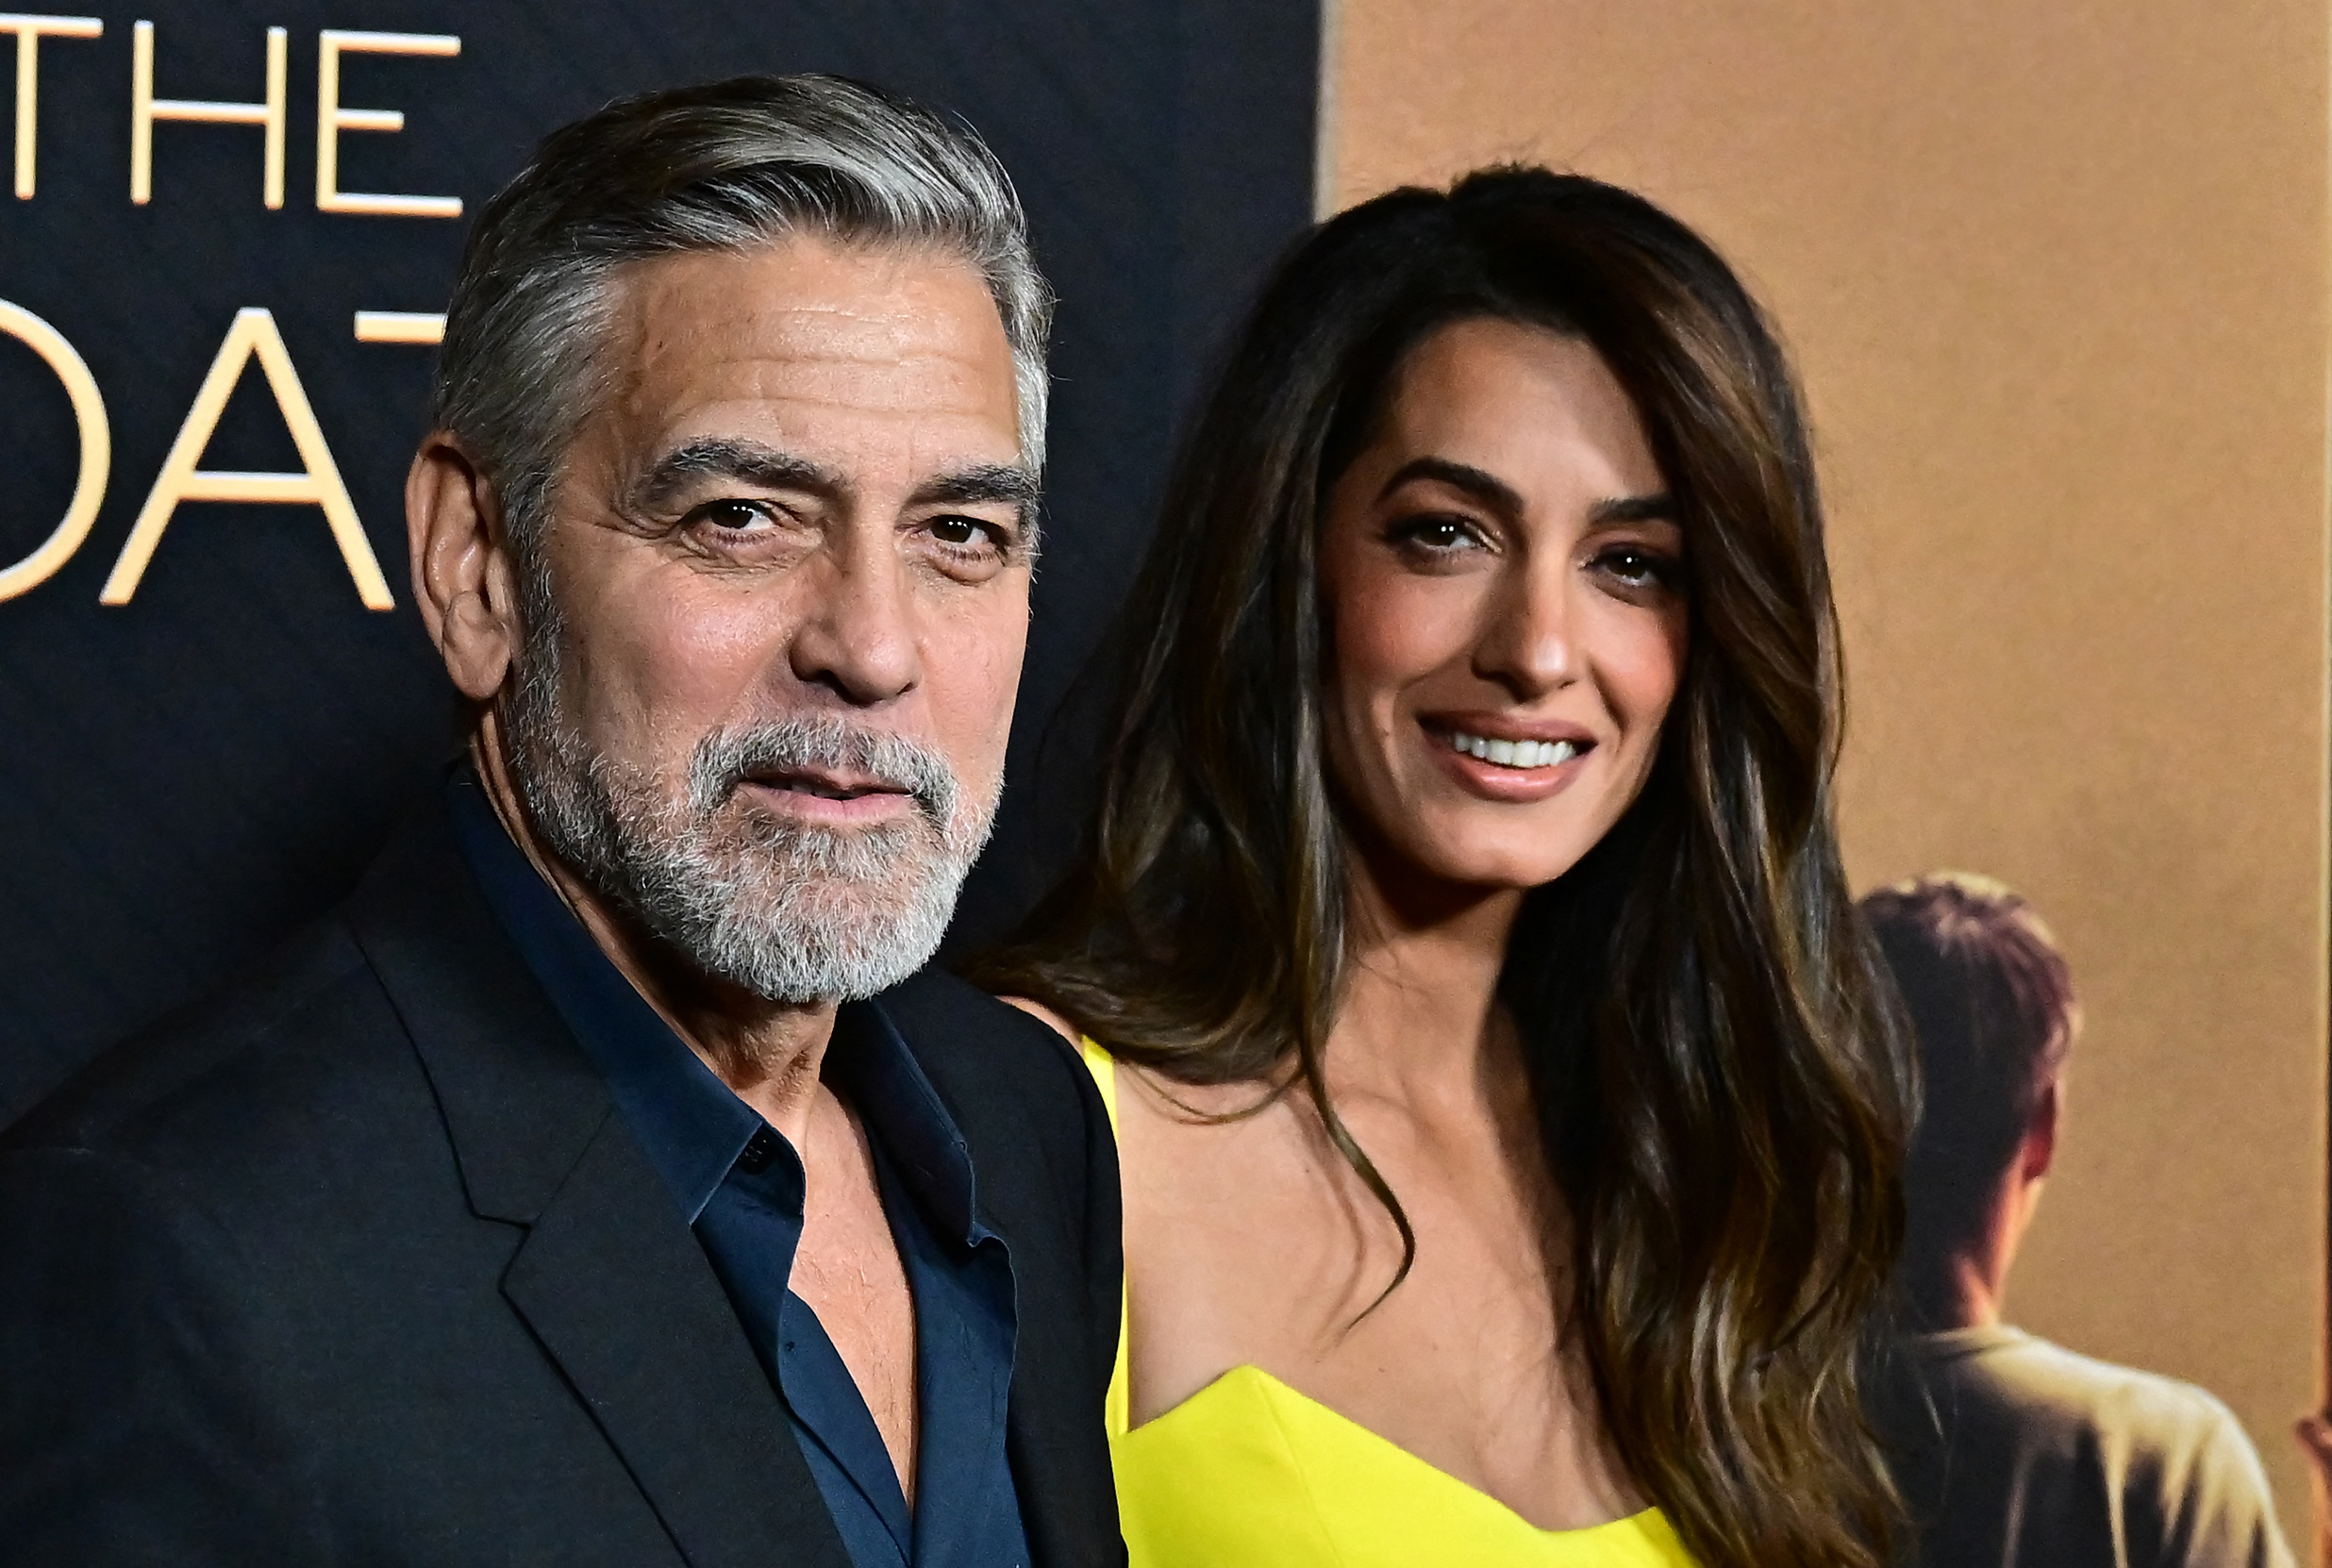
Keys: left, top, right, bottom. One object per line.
{"left": 2019, "top": 1076, "right": 2061, "bottom": 1184}
{"left": 408, "top": 433, "right": 521, "bottom": 703}
{"left": 2295, "top": 1412, "right": 2332, "bottom": 1492}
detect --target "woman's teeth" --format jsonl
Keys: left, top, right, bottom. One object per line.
{"left": 1447, "top": 731, "right": 1580, "bottom": 769}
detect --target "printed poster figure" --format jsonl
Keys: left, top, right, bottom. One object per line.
{"left": 1865, "top": 873, "right": 2292, "bottom": 1568}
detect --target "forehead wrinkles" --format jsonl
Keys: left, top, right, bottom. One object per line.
{"left": 587, "top": 245, "right": 1013, "bottom": 462}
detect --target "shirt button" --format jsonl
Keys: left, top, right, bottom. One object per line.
{"left": 736, "top": 1127, "right": 781, "bottom": 1175}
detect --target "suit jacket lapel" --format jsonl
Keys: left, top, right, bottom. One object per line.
{"left": 345, "top": 797, "right": 852, "bottom": 1568}
{"left": 502, "top": 1113, "right": 852, "bottom": 1568}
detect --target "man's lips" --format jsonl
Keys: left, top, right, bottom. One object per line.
{"left": 743, "top": 767, "right": 911, "bottom": 802}
{"left": 736, "top": 769, "right": 918, "bottom": 822}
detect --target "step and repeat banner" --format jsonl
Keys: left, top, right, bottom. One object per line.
{"left": 0, "top": 0, "right": 1319, "bottom": 1122}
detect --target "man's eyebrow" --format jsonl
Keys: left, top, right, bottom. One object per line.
{"left": 908, "top": 463, "right": 1043, "bottom": 517}
{"left": 628, "top": 438, "right": 842, "bottom": 513}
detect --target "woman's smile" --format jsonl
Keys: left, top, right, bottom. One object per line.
{"left": 1422, "top": 715, "right": 1597, "bottom": 803}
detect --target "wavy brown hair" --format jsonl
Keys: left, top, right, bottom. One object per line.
{"left": 969, "top": 168, "right": 1913, "bottom": 1568}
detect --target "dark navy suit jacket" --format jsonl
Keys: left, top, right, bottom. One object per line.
{"left": 447, "top": 774, "right": 1031, "bottom": 1567}
{"left": 0, "top": 795, "right": 1125, "bottom": 1568}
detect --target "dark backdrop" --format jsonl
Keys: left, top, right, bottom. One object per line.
{"left": 0, "top": 0, "right": 1318, "bottom": 1123}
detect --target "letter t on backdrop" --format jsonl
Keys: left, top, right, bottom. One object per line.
{"left": 3, "top": 12, "right": 103, "bottom": 198}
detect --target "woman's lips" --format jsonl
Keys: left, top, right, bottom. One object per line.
{"left": 1444, "top": 727, "right": 1580, "bottom": 769}
{"left": 1424, "top": 720, "right": 1594, "bottom": 803}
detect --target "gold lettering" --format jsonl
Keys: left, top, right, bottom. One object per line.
{"left": 0, "top": 296, "right": 108, "bottom": 601}
{"left": 130, "top": 20, "right": 288, "bottom": 209}
{"left": 316, "top": 30, "right": 460, "bottom": 218}
{"left": 102, "top": 309, "right": 391, "bottom": 609}
{"left": 2, "top": 12, "right": 102, "bottom": 199}
{"left": 352, "top": 309, "right": 443, "bottom": 344}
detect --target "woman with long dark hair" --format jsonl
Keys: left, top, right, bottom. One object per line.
{"left": 972, "top": 168, "right": 1913, "bottom": 1568}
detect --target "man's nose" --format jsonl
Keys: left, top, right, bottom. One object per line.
{"left": 1474, "top": 559, "right": 1576, "bottom": 698}
{"left": 787, "top": 531, "right": 921, "bottom": 707}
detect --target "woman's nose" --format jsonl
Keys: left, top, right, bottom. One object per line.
{"left": 1473, "top": 561, "right": 1576, "bottom": 698}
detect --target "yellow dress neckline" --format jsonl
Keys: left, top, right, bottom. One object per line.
{"left": 1134, "top": 1362, "right": 1682, "bottom": 1546}
{"left": 1080, "top": 1037, "right": 1697, "bottom": 1566}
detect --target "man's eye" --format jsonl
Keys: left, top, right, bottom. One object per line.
{"left": 930, "top": 516, "right": 1003, "bottom": 549}
{"left": 695, "top": 499, "right": 773, "bottom": 532}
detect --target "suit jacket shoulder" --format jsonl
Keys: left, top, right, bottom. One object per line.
{"left": 880, "top": 964, "right": 1118, "bottom": 1280}
{"left": 875, "top": 965, "right": 1126, "bottom": 1568}
{"left": 5, "top": 913, "right": 469, "bottom": 1225}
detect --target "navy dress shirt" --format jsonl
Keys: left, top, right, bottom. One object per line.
{"left": 449, "top": 776, "right": 1031, "bottom": 1568}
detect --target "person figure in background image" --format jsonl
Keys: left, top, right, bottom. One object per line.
{"left": 0, "top": 75, "right": 1122, "bottom": 1567}
{"left": 974, "top": 169, "right": 1917, "bottom": 1568}
{"left": 1863, "top": 873, "right": 2292, "bottom": 1568}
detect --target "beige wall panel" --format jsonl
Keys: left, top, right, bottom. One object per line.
{"left": 1331, "top": 0, "right": 2329, "bottom": 1547}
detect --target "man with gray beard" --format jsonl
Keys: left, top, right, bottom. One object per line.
{"left": 0, "top": 76, "right": 1124, "bottom": 1568}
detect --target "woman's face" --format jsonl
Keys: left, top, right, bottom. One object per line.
{"left": 1318, "top": 317, "right": 1688, "bottom": 895}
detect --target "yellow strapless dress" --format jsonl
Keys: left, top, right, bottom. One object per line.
{"left": 1081, "top": 1041, "right": 1696, "bottom": 1567}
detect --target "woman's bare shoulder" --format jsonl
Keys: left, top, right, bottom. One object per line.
{"left": 998, "top": 995, "right": 1085, "bottom": 1048}
{"left": 993, "top": 999, "right": 1284, "bottom": 1132}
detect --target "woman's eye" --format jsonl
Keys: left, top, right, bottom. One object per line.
{"left": 1391, "top": 514, "right": 1485, "bottom": 553}
{"left": 1595, "top": 545, "right": 1677, "bottom": 588}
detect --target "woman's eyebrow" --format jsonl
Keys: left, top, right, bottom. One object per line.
{"left": 1591, "top": 493, "right": 1677, "bottom": 525}
{"left": 1379, "top": 458, "right": 1675, "bottom": 527}
{"left": 1375, "top": 456, "right": 1525, "bottom": 517}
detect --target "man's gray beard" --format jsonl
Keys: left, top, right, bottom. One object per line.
{"left": 503, "top": 630, "right": 997, "bottom": 1005}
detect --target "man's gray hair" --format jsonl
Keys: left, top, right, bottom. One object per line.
{"left": 431, "top": 73, "right": 1053, "bottom": 553}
